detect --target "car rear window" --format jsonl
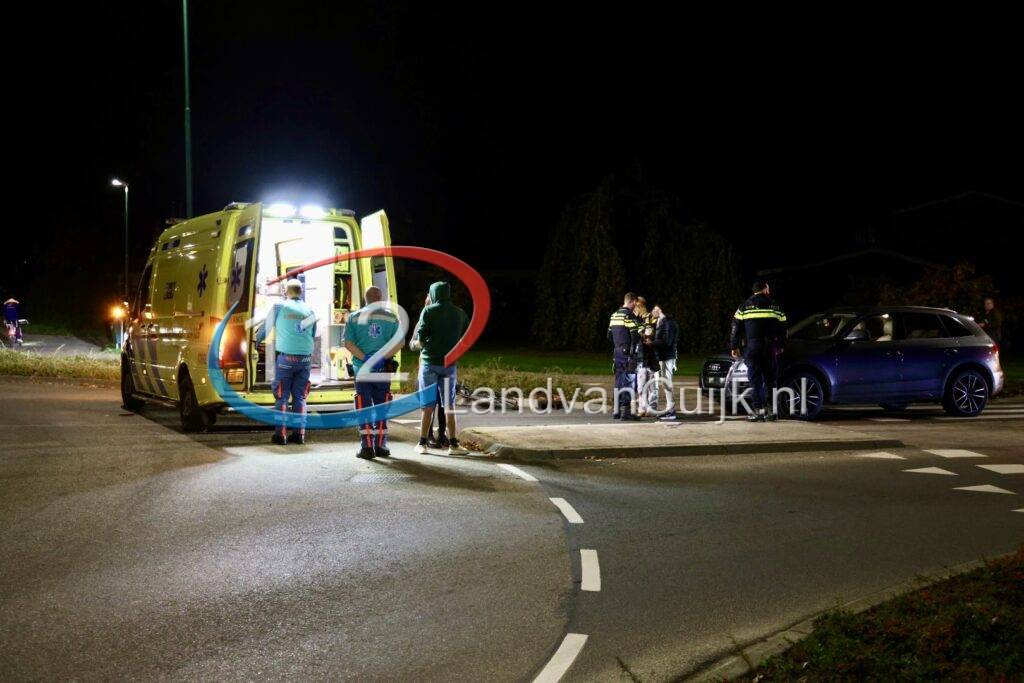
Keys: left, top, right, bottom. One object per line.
{"left": 897, "top": 313, "right": 946, "bottom": 340}
{"left": 941, "top": 316, "right": 975, "bottom": 337}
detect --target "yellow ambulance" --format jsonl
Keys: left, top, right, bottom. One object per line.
{"left": 121, "top": 202, "right": 400, "bottom": 431}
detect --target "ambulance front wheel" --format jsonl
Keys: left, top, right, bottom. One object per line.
{"left": 120, "top": 357, "right": 145, "bottom": 411}
{"left": 178, "top": 372, "right": 212, "bottom": 432}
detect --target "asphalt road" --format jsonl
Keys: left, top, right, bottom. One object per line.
{"left": 1, "top": 379, "right": 1022, "bottom": 681}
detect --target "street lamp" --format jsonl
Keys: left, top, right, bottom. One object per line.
{"left": 111, "top": 178, "right": 129, "bottom": 301}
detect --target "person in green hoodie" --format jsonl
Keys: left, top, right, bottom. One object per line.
{"left": 412, "top": 281, "right": 470, "bottom": 455}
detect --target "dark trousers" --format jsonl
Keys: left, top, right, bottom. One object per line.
{"left": 355, "top": 380, "right": 392, "bottom": 449}
{"left": 744, "top": 342, "right": 778, "bottom": 411}
{"left": 613, "top": 357, "right": 637, "bottom": 417}
{"left": 273, "top": 354, "right": 311, "bottom": 436}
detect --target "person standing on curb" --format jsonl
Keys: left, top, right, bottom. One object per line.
{"left": 651, "top": 304, "right": 679, "bottom": 420}
{"left": 413, "top": 281, "right": 470, "bottom": 455}
{"left": 608, "top": 292, "right": 642, "bottom": 420}
{"left": 729, "top": 280, "right": 787, "bottom": 422}
{"left": 343, "top": 286, "right": 402, "bottom": 460}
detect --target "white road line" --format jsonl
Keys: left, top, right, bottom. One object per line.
{"left": 954, "top": 484, "right": 1016, "bottom": 495}
{"left": 580, "top": 549, "right": 601, "bottom": 591}
{"left": 904, "top": 467, "right": 958, "bottom": 476}
{"left": 498, "top": 464, "right": 538, "bottom": 482}
{"left": 977, "top": 464, "right": 1024, "bottom": 475}
{"left": 926, "top": 449, "right": 988, "bottom": 459}
{"left": 550, "top": 497, "right": 585, "bottom": 524}
{"left": 533, "top": 633, "right": 589, "bottom": 683}
{"left": 859, "top": 451, "right": 906, "bottom": 459}
{"left": 1014, "top": 509, "right": 1024, "bottom": 513}
{"left": 869, "top": 417, "right": 910, "bottom": 422}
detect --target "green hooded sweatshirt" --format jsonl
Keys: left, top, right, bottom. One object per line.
{"left": 413, "top": 281, "right": 469, "bottom": 366}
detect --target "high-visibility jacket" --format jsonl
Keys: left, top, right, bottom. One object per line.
{"left": 729, "top": 293, "right": 787, "bottom": 349}
{"left": 607, "top": 306, "right": 641, "bottom": 360}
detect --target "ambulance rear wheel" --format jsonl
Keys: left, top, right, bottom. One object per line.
{"left": 120, "top": 358, "right": 144, "bottom": 411}
{"left": 178, "top": 373, "right": 211, "bottom": 432}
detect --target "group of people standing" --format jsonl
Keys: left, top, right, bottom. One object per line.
{"left": 261, "top": 278, "right": 469, "bottom": 459}
{"left": 607, "top": 293, "right": 679, "bottom": 421}
{"left": 608, "top": 281, "right": 787, "bottom": 422}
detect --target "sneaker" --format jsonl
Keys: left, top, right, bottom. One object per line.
{"left": 621, "top": 414, "right": 641, "bottom": 421}
{"left": 356, "top": 446, "right": 376, "bottom": 460}
{"left": 375, "top": 446, "right": 391, "bottom": 458}
{"left": 612, "top": 413, "right": 622, "bottom": 420}
{"left": 414, "top": 439, "right": 428, "bottom": 454}
{"left": 271, "top": 433, "right": 287, "bottom": 445}
{"left": 426, "top": 437, "right": 441, "bottom": 449}
{"left": 747, "top": 412, "right": 765, "bottom": 423}
{"left": 764, "top": 412, "right": 779, "bottom": 422}
{"left": 439, "top": 435, "right": 451, "bottom": 449}
{"left": 287, "top": 432, "right": 305, "bottom": 445}
{"left": 659, "top": 413, "right": 678, "bottom": 421}
{"left": 447, "top": 440, "right": 469, "bottom": 455}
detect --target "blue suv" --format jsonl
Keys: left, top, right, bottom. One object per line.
{"left": 700, "top": 306, "right": 1004, "bottom": 419}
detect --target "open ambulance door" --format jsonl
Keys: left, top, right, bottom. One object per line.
{"left": 223, "top": 203, "right": 261, "bottom": 389}
{"left": 359, "top": 210, "right": 396, "bottom": 304}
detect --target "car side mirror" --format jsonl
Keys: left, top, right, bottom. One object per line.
{"left": 844, "top": 329, "right": 869, "bottom": 342}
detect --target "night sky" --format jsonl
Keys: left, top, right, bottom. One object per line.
{"left": 10, "top": 3, "right": 1024, "bottom": 311}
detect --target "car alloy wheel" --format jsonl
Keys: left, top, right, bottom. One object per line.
{"left": 783, "top": 372, "right": 824, "bottom": 420}
{"left": 945, "top": 369, "right": 988, "bottom": 417}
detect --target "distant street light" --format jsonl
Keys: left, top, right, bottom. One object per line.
{"left": 111, "top": 179, "right": 129, "bottom": 300}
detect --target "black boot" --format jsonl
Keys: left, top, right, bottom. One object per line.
{"left": 287, "top": 432, "right": 305, "bottom": 445}
{"left": 271, "top": 433, "right": 287, "bottom": 445}
{"left": 356, "top": 446, "right": 376, "bottom": 459}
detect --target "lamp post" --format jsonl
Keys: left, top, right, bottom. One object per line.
{"left": 182, "top": 0, "right": 194, "bottom": 217}
{"left": 111, "top": 179, "right": 129, "bottom": 300}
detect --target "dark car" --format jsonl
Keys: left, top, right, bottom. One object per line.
{"left": 700, "top": 306, "right": 1004, "bottom": 419}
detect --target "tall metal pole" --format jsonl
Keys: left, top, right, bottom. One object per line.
{"left": 123, "top": 184, "right": 130, "bottom": 300}
{"left": 183, "top": 0, "right": 194, "bottom": 217}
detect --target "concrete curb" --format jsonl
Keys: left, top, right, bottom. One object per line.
{"left": 681, "top": 554, "right": 1009, "bottom": 682}
{"left": 459, "top": 433, "right": 904, "bottom": 462}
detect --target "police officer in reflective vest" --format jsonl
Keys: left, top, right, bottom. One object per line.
{"left": 608, "top": 292, "right": 642, "bottom": 420}
{"left": 729, "top": 280, "right": 787, "bottom": 422}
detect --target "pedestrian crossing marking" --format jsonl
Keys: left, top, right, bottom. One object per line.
{"left": 977, "top": 464, "right": 1024, "bottom": 475}
{"left": 904, "top": 467, "right": 958, "bottom": 476}
{"left": 926, "top": 449, "right": 987, "bottom": 459}
{"left": 953, "top": 484, "right": 1015, "bottom": 495}
{"left": 858, "top": 451, "right": 906, "bottom": 459}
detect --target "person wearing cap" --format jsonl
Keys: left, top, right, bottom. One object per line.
{"left": 3, "top": 298, "right": 22, "bottom": 346}
{"left": 729, "top": 280, "right": 787, "bottom": 422}
{"left": 256, "top": 279, "right": 317, "bottom": 445}
{"left": 342, "top": 286, "right": 402, "bottom": 460}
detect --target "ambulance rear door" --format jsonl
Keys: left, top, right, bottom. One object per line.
{"left": 222, "top": 204, "right": 261, "bottom": 388}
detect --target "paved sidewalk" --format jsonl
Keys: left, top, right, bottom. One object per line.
{"left": 460, "top": 420, "right": 901, "bottom": 460}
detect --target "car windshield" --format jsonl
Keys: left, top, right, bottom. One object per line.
{"left": 787, "top": 312, "right": 858, "bottom": 340}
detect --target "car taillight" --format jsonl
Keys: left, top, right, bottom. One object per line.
{"left": 992, "top": 343, "right": 1000, "bottom": 357}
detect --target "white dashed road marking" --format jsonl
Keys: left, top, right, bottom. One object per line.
{"left": 904, "top": 467, "right": 958, "bottom": 476}
{"left": 497, "top": 464, "right": 538, "bottom": 482}
{"left": 954, "top": 485, "right": 1016, "bottom": 495}
{"left": 533, "top": 633, "right": 588, "bottom": 683}
{"left": 977, "top": 464, "right": 1024, "bottom": 475}
{"left": 550, "top": 497, "right": 585, "bottom": 524}
{"left": 580, "top": 549, "right": 601, "bottom": 592}
{"left": 1014, "top": 509, "right": 1024, "bottom": 513}
{"left": 859, "top": 451, "right": 906, "bottom": 459}
{"left": 869, "top": 417, "right": 910, "bottom": 422}
{"left": 926, "top": 449, "right": 988, "bottom": 459}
